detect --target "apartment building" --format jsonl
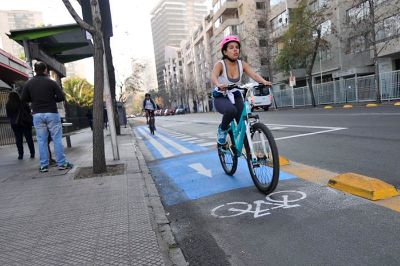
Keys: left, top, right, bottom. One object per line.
{"left": 269, "top": 0, "right": 400, "bottom": 87}
{"left": 0, "top": 10, "right": 43, "bottom": 58}
{"left": 150, "top": 0, "right": 208, "bottom": 96}
{"left": 165, "top": 0, "right": 400, "bottom": 110}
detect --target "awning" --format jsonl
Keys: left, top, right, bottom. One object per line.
{"left": 7, "top": 24, "right": 93, "bottom": 77}
{"left": 0, "top": 78, "right": 12, "bottom": 90}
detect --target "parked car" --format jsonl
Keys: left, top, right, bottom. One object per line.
{"left": 245, "top": 83, "right": 273, "bottom": 111}
{"left": 154, "top": 109, "right": 162, "bottom": 116}
{"left": 175, "top": 108, "right": 186, "bottom": 115}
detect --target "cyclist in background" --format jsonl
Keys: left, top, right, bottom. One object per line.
{"left": 142, "top": 93, "right": 156, "bottom": 124}
{"left": 211, "top": 35, "right": 271, "bottom": 145}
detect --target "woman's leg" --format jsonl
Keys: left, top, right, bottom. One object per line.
{"left": 23, "top": 126, "right": 35, "bottom": 158}
{"left": 213, "top": 97, "right": 237, "bottom": 130}
{"left": 11, "top": 124, "right": 24, "bottom": 159}
{"left": 233, "top": 96, "right": 244, "bottom": 123}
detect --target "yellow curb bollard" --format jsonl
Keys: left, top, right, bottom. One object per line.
{"left": 343, "top": 104, "right": 353, "bottom": 108}
{"left": 366, "top": 103, "right": 378, "bottom": 107}
{"left": 394, "top": 102, "right": 400, "bottom": 106}
{"left": 324, "top": 105, "right": 333, "bottom": 109}
{"left": 328, "top": 173, "right": 399, "bottom": 201}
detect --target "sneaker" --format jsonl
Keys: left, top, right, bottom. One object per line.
{"left": 39, "top": 165, "right": 49, "bottom": 173}
{"left": 58, "top": 162, "right": 74, "bottom": 170}
{"left": 217, "top": 126, "right": 228, "bottom": 145}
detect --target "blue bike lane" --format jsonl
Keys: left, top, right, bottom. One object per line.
{"left": 134, "top": 125, "right": 296, "bottom": 205}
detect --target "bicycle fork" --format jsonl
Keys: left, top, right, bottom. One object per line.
{"left": 245, "top": 120, "right": 257, "bottom": 163}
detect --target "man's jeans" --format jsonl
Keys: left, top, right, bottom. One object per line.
{"left": 33, "top": 113, "right": 66, "bottom": 167}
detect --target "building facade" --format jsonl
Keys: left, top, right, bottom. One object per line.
{"left": 0, "top": 10, "right": 43, "bottom": 59}
{"left": 150, "top": 0, "right": 208, "bottom": 97}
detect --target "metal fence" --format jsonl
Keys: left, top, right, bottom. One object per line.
{"left": 273, "top": 70, "right": 400, "bottom": 108}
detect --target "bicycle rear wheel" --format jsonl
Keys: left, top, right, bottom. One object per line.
{"left": 218, "top": 130, "right": 238, "bottom": 175}
{"left": 245, "top": 122, "right": 279, "bottom": 194}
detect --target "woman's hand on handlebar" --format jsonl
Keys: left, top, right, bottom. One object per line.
{"left": 217, "top": 84, "right": 227, "bottom": 91}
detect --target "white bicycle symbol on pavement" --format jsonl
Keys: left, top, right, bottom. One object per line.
{"left": 211, "top": 190, "right": 307, "bottom": 218}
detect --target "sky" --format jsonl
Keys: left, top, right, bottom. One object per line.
{"left": 0, "top": 0, "right": 196, "bottom": 86}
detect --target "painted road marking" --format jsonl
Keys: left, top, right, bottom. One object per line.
{"left": 189, "top": 163, "right": 212, "bottom": 178}
{"left": 153, "top": 131, "right": 193, "bottom": 154}
{"left": 136, "top": 127, "right": 174, "bottom": 158}
{"left": 275, "top": 128, "right": 346, "bottom": 141}
{"left": 211, "top": 190, "right": 307, "bottom": 218}
{"left": 151, "top": 151, "right": 297, "bottom": 206}
{"left": 199, "top": 142, "right": 215, "bottom": 147}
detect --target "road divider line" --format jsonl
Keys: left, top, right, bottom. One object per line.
{"left": 137, "top": 127, "right": 174, "bottom": 158}
{"left": 199, "top": 142, "right": 216, "bottom": 147}
{"left": 275, "top": 128, "right": 346, "bottom": 141}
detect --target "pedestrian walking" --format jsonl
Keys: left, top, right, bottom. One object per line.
{"left": 21, "top": 61, "right": 73, "bottom": 173}
{"left": 5, "top": 91, "right": 35, "bottom": 160}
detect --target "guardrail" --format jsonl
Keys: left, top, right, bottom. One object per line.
{"left": 273, "top": 70, "right": 400, "bottom": 108}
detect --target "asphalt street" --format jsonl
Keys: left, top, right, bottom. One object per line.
{"left": 133, "top": 105, "right": 400, "bottom": 266}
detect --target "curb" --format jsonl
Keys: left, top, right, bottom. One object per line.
{"left": 328, "top": 172, "right": 399, "bottom": 201}
{"left": 129, "top": 125, "right": 188, "bottom": 266}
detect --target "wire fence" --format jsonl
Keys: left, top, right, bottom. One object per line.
{"left": 273, "top": 69, "right": 400, "bottom": 108}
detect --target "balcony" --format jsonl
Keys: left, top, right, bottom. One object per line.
{"left": 215, "top": 18, "right": 240, "bottom": 36}
{"left": 214, "top": 0, "right": 238, "bottom": 20}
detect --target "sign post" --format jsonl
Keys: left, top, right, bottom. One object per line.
{"left": 289, "top": 73, "right": 296, "bottom": 108}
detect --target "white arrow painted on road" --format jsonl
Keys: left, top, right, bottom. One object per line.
{"left": 189, "top": 163, "right": 212, "bottom": 178}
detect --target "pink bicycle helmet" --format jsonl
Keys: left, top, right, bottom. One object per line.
{"left": 220, "top": 35, "right": 240, "bottom": 49}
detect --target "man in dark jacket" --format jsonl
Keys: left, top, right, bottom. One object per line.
{"left": 142, "top": 93, "right": 156, "bottom": 124}
{"left": 21, "top": 61, "right": 73, "bottom": 173}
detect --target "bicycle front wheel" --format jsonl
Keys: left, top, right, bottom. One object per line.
{"left": 218, "top": 130, "right": 238, "bottom": 176}
{"left": 245, "top": 122, "right": 279, "bottom": 194}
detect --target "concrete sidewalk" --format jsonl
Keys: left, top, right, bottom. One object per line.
{"left": 0, "top": 126, "right": 186, "bottom": 265}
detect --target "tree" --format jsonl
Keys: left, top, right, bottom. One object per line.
{"left": 343, "top": 0, "right": 400, "bottom": 103}
{"left": 124, "top": 59, "right": 146, "bottom": 95}
{"left": 62, "top": 0, "right": 107, "bottom": 174}
{"left": 275, "top": 0, "right": 331, "bottom": 107}
{"left": 63, "top": 77, "right": 94, "bottom": 107}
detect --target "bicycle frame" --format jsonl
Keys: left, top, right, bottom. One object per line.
{"left": 227, "top": 91, "right": 257, "bottom": 161}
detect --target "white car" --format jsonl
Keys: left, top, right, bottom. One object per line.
{"left": 245, "top": 83, "right": 273, "bottom": 111}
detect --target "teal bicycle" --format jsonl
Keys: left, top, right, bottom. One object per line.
{"left": 217, "top": 84, "right": 279, "bottom": 195}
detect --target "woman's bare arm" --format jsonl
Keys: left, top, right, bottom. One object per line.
{"left": 242, "top": 61, "right": 272, "bottom": 86}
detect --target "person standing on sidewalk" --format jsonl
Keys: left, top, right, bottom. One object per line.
{"left": 5, "top": 91, "right": 35, "bottom": 160}
{"left": 21, "top": 61, "right": 73, "bottom": 173}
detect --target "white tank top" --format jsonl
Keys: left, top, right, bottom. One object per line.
{"left": 215, "top": 60, "right": 243, "bottom": 104}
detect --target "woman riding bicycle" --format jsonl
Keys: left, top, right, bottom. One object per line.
{"left": 142, "top": 93, "right": 156, "bottom": 124}
{"left": 211, "top": 35, "right": 271, "bottom": 145}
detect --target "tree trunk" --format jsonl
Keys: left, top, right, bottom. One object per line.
{"left": 306, "top": 30, "right": 322, "bottom": 107}
{"left": 91, "top": 1, "right": 107, "bottom": 174}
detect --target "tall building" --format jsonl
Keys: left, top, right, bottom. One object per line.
{"left": 0, "top": 10, "right": 43, "bottom": 58}
{"left": 150, "top": 0, "right": 208, "bottom": 96}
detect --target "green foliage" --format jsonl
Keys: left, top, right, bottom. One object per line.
{"left": 62, "top": 77, "right": 94, "bottom": 107}
{"left": 275, "top": 0, "right": 330, "bottom": 74}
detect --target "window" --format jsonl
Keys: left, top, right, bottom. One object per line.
{"left": 320, "top": 20, "right": 332, "bottom": 36}
{"left": 256, "top": 2, "right": 266, "bottom": 9}
{"left": 214, "top": 16, "right": 222, "bottom": 29}
{"left": 223, "top": 25, "right": 238, "bottom": 37}
{"left": 254, "top": 86, "right": 270, "bottom": 96}
{"left": 271, "top": 10, "right": 289, "bottom": 31}
{"left": 258, "top": 20, "right": 266, "bottom": 28}
{"left": 376, "top": 14, "right": 400, "bottom": 41}
{"left": 259, "top": 39, "right": 267, "bottom": 47}
{"left": 347, "top": 2, "right": 370, "bottom": 23}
